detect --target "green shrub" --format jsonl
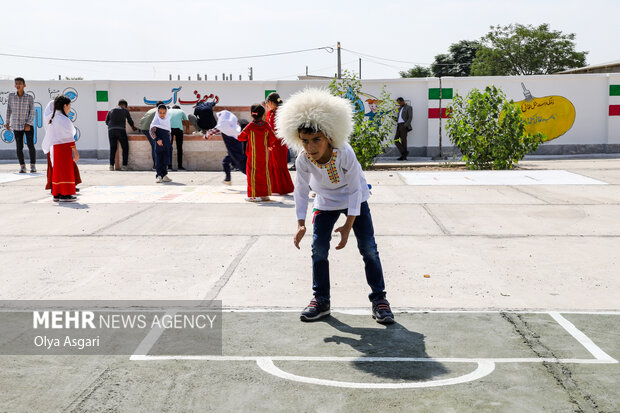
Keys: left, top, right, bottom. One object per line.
{"left": 329, "top": 71, "right": 396, "bottom": 170}
{"left": 446, "top": 85, "right": 544, "bottom": 170}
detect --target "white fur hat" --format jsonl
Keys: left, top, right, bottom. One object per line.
{"left": 275, "top": 88, "right": 353, "bottom": 149}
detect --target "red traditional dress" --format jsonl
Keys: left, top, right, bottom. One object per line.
{"left": 266, "top": 108, "right": 294, "bottom": 195}
{"left": 237, "top": 121, "right": 277, "bottom": 197}
{"left": 46, "top": 153, "right": 82, "bottom": 191}
{"left": 42, "top": 101, "right": 78, "bottom": 196}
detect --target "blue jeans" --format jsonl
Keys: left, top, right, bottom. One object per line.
{"left": 221, "top": 133, "right": 247, "bottom": 181}
{"left": 311, "top": 201, "right": 386, "bottom": 302}
{"left": 154, "top": 129, "right": 171, "bottom": 178}
{"left": 141, "top": 130, "right": 157, "bottom": 168}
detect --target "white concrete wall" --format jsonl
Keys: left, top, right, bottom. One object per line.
{"left": 0, "top": 74, "right": 618, "bottom": 159}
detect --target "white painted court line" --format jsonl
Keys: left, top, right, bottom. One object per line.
{"left": 129, "top": 310, "right": 617, "bottom": 389}
{"left": 549, "top": 312, "right": 616, "bottom": 362}
{"left": 256, "top": 357, "right": 495, "bottom": 389}
{"left": 399, "top": 170, "right": 607, "bottom": 186}
{"left": 32, "top": 185, "right": 294, "bottom": 204}
{"left": 0, "top": 172, "right": 40, "bottom": 184}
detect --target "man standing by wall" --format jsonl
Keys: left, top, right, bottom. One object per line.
{"left": 105, "top": 99, "right": 137, "bottom": 171}
{"left": 5, "top": 77, "right": 35, "bottom": 173}
{"left": 394, "top": 97, "right": 413, "bottom": 161}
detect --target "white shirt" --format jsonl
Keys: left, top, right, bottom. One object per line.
{"left": 294, "top": 143, "right": 370, "bottom": 220}
{"left": 397, "top": 106, "right": 405, "bottom": 123}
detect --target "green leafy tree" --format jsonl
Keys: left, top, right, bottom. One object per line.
{"left": 431, "top": 40, "right": 481, "bottom": 77}
{"left": 470, "top": 24, "right": 587, "bottom": 76}
{"left": 329, "top": 71, "right": 397, "bottom": 170}
{"left": 446, "top": 86, "right": 544, "bottom": 170}
{"left": 400, "top": 65, "right": 431, "bottom": 78}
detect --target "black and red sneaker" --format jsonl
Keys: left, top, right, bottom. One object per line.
{"left": 300, "top": 298, "right": 330, "bottom": 322}
{"left": 372, "top": 298, "right": 394, "bottom": 324}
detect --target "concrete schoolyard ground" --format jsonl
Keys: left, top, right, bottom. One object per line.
{"left": 0, "top": 157, "right": 619, "bottom": 412}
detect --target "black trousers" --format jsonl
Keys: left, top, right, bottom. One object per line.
{"left": 108, "top": 129, "right": 129, "bottom": 166}
{"left": 171, "top": 128, "right": 184, "bottom": 167}
{"left": 14, "top": 129, "right": 36, "bottom": 165}
{"left": 394, "top": 123, "right": 409, "bottom": 156}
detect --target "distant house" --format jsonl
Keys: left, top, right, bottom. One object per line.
{"left": 558, "top": 60, "right": 620, "bottom": 74}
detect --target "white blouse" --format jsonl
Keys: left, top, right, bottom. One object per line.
{"left": 294, "top": 143, "right": 370, "bottom": 220}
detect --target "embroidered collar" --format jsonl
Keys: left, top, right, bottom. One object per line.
{"left": 307, "top": 150, "right": 340, "bottom": 184}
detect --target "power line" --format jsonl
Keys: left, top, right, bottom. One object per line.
{"left": 0, "top": 46, "right": 335, "bottom": 64}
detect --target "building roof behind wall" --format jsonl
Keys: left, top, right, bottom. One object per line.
{"left": 558, "top": 60, "right": 620, "bottom": 74}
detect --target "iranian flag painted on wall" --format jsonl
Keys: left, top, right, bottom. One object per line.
{"left": 610, "top": 85, "right": 620, "bottom": 116}
{"left": 427, "top": 87, "right": 452, "bottom": 119}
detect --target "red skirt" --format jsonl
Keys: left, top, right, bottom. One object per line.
{"left": 46, "top": 152, "right": 81, "bottom": 191}
{"left": 268, "top": 141, "right": 294, "bottom": 195}
{"left": 51, "top": 142, "right": 77, "bottom": 196}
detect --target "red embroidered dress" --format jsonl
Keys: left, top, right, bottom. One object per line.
{"left": 266, "top": 108, "right": 294, "bottom": 195}
{"left": 237, "top": 121, "right": 277, "bottom": 197}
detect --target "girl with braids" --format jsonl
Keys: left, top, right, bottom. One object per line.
{"left": 265, "top": 92, "right": 294, "bottom": 195}
{"left": 237, "top": 104, "right": 277, "bottom": 202}
{"left": 42, "top": 95, "right": 79, "bottom": 202}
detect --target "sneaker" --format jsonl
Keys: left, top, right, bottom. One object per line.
{"left": 59, "top": 195, "right": 77, "bottom": 202}
{"left": 109, "top": 165, "right": 115, "bottom": 171}
{"left": 222, "top": 180, "right": 232, "bottom": 186}
{"left": 300, "top": 298, "right": 331, "bottom": 322}
{"left": 371, "top": 298, "right": 395, "bottom": 324}
{"left": 162, "top": 175, "right": 172, "bottom": 182}
{"left": 245, "top": 197, "right": 261, "bottom": 202}
{"left": 120, "top": 165, "right": 128, "bottom": 171}
{"left": 30, "top": 164, "right": 37, "bottom": 173}
{"left": 156, "top": 176, "right": 163, "bottom": 183}
{"left": 53, "top": 196, "right": 60, "bottom": 202}
{"left": 19, "top": 165, "right": 26, "bottom": 173}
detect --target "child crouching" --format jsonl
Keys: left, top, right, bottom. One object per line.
{"left": 275, "top": 88, "right": 394, "bottom": 324}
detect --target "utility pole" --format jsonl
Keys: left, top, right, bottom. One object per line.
{"left": 359, "top": 58, "right": 362, "bottom": 79}
{"left": 337, "top": 41, "right": 342, "bottom": 79}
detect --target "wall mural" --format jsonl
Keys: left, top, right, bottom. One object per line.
{"left": 144, "top": 87, "right": 219, "bottom": 106}
{"left": 514, "top": 83, "right": 576, "bottom": 142}
{"left": 0, "top": 87, "right": 80, "bottom": 145}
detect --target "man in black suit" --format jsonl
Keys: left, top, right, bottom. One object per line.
{"left": 395, "top": 97, "right": 413, "bottom": 160}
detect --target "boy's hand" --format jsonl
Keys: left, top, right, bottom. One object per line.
{"left": 294, "top": 225, "right": 306, "bottom": 249}
{"left": 334, "top": 225, "right": 352, "bottom": 250}
{"left": 335, "top": 216, "right": 356, "bottom": 250}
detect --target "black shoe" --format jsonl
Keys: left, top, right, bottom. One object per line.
{"left": 59, "top": 195, "right": 77, "bottom": 202}
{"left": 300, "top": 298, "right": 331, "bottom": 322}
{"left": 372, "top": 298, "right": 394, "bottom": 324}
{"left": 53, "top": 196, "right": 60, "bottom": 202}
{"left": 178, "top": 166, "right": 186, "bottom": 171}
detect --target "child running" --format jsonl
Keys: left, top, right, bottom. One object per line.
{"left": 149, "top": 104, "right": 172, "bottom": 183}
{"left": 237, "top": 104, "right": 277, "bottom": 202}
{"left": 275, "top": 88, "right": 394, "bottom": 324}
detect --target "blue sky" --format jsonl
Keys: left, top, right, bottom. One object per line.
{"left": 1, "top": 0, "right": 617, "bottom": 80}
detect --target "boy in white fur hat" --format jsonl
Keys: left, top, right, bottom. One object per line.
{"left": 276, "top": 88, "right": 394, "bottom": 324}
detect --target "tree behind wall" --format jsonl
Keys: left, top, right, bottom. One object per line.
{"left": 470, "top": 23, "right": 588, "bottom": 76}
{"left": 329, "top": 71, "right": 397, "bottom": 170}
{"left": 400, "top": 65, "right": 432, "bottom": 78}
{"left": 431, "top": 40, "right": 481, "bottom": 77}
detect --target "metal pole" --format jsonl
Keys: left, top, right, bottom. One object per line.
{"left": 359, "top": 58, "right": 362, "bottom": 79}
{"left": 438, "top": 77, "right": 443, "bottom": 158}
{"left": 337, "top": 41, "right": 342, "bottom": 79}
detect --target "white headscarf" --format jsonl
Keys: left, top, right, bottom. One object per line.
{"left": 42, "top": 100, "right": 76, "bottom": 161}
{"left": 215, "top": 110, "right": 241, "bottom": 138}
{"left": 150, "top": 106, "right": 171, "bottom": 131}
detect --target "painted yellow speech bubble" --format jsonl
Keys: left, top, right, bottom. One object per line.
{"left": 515, "top": 83, "right": 576, "bottom": 142}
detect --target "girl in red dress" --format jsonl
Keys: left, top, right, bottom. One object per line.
{"left": 42, "top": 95, "right": 79, "bottom": 202}
{"left": 265, "top": 92, "right": 294, "bottom": 195}
{"left": 237, "top": 104, "right": 277, "bottom": 202}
